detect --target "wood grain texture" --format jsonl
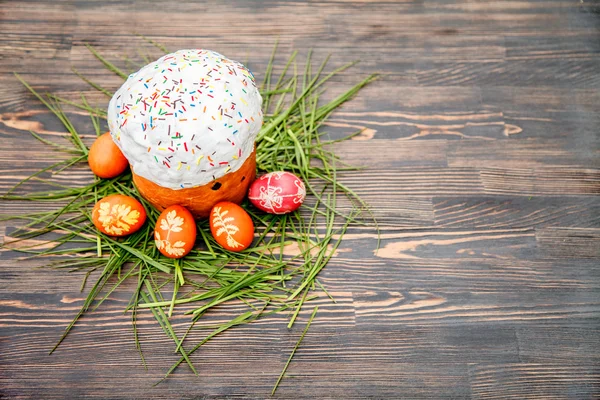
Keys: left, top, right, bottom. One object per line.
{"left": 2, "top": 0, "right": 600, "bottom": 398}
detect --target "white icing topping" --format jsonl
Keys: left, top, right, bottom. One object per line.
{"left": 107, "top": 49, "right": 263, "bottom": 189}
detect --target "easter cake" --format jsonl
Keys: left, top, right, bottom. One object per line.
{"left": 107, "top": 49, "right": 263, "bottom": 218}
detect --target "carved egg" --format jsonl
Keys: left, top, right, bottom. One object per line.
{"left": 248, "top": 171, "right": 306, "bottom": 214}
{"left": 154, "top": 205, "right": 197, "bottom": 258}
{"left": 209, "top": 201, "right": 254, "bottom": 252}
{"left": 92, "top": 194, "right": 147, "bottom": 236}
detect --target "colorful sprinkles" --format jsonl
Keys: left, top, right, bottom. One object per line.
{"left": 107, "top": 49, "right": 263, "bottom": 189}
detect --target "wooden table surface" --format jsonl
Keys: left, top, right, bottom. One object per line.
{"left": 1, "top": 1, "right": 600, "bottom": 398}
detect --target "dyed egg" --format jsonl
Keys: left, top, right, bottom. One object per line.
{"left": 92, "top": 194, "right": 147, "bottom": 236}
{"left": 248, "top": 171, "right": 306, "bottom": 214}
{"left": 88, "top": 132, "right": 129, "bottom": 178}
{"left": 209, "top": 201, "right": 254, "bottom": 252}
{"left": 154, "top": 205, "right": 197, "bottom": 259}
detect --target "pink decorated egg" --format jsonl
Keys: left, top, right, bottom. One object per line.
{"left": 248, "top": 171, "right": 306, "bottom": 214}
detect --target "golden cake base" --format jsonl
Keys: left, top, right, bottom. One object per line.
{"left": 132, "top": 149, "right": 256, "bottom": 219}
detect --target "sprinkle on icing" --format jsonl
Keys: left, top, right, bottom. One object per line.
{"left": 107, "top": 49, "right": 263, "bottom": 189}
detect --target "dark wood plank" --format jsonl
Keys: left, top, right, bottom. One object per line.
{"left": 414, "top": 59, "right": 600, "bottom": 87}
{"left": 469, "top": 363, "right": 600, "bottom": 399}
{"left": 433, "top": 196, "right": 600, "bottom": 229}
{"left": 448, "top": 138, "right": 600, "bottom": 168}
{"left": 517, "top": 325, "right": 600, "bottom": 364}
{"left": 537, "top": 227, "right": 600, "bottom": 258}
{"left": 340, "top": 168, "right": 485, "bottom": 196}
{"left": 480, "top": 167, "right": 600, "bottom": 195}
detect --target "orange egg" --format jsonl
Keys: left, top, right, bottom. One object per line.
{"left": 209, "top": 201, "right": 254, "bottom": 252}
{"left": 88, "top": 132, "right": 129, "bottom": 178}
{"left": 154, "top": 205, "right": 197, "bottom": 258}
{"left": 92, "top": 194, "right": 147, "bottom": 236}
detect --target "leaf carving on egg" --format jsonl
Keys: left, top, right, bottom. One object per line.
{"left": 97, "top": 202, "right": 140, "bottom": 235}
{"left": 155, "top": 210, "right": 188, "bottom": 256}
{"left": 211, "top": 207, "right": 243, "bottom": 249}
{"left": 163, "top": 210, "right": 184, "bottom": 232}
{"left": 164, "top": 240, "right": 186, "bottom": 257}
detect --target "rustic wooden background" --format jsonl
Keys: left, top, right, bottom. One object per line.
{"left": 1, "top": 0, "right": 600, "bottom": 398}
